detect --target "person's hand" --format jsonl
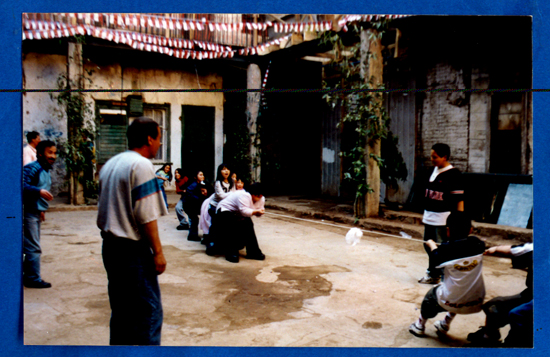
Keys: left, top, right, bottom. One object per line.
{"left": 484, "top": 247, "right": 498, "bottom": 256}
{"left": 254, "top": 209, "right": 265, "bottom": 217}
{"left": 40, "top": 189, "right": 53, "bottom": 201}
{"left": 153, "top": 252, "right": 167, "bottom": 275}
{"left": 424, "top": 239, "right": 438, "bottom": 251}
{"left": 40, "top": 211, "right": 45, "bottom": 222}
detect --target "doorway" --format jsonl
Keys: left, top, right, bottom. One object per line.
{"left": 181, "top": 105, "right": 216, "bottom": 182}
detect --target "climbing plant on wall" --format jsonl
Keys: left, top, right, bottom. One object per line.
{"left": 50, "top": 61, "right": 98, "bottom": 203}
{"left": 321, "top": 20, "right": 407, "bottom": 218}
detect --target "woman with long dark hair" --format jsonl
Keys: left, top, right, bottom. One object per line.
{"left": 155, "top": 164, "right": 172, "bottom": 209}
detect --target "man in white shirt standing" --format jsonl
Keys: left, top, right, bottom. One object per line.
{"left": 23, "top": 131, "right": 41, "bottom": 166}
{"left": 97, "top": 117, "right": 168, "bottom": 345}
{"left": 206, "top": 183, "right": 265, "bottom": 263}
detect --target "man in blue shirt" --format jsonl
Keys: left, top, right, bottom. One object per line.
{"left": 23, "top": 140, "right": 57, "bottom": 288}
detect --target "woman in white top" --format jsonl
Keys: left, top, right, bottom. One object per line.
{"left": 199, "top": 163, "right": 236, "bottom": 244}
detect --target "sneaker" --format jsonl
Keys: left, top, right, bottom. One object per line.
{"left": 434, "top": 320, "right": 450, "bottom": 334}
{"left": 409, "top": 322, "right": 426, "bottom": 337}
{"left": 418, "top": 275, "right": 441, "bottom": 284}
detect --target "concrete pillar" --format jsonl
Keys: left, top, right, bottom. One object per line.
{"left": 247, "top": 63, "right": 262, "bottom": 182}
{"left": 360, "top": 29, "right": 383, "bottom": 218}
{"left": 67, "top": 42, "right": 85, "bottom": 205}
{"left": 468, "top": 68, "right": 491, "bottom": 173}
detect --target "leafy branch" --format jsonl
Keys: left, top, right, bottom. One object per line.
{"left": 50, "top": 68, "right": 99, "bottom": 201}
{"left": 320, "top": 20, "right": 407, "bottom": 217}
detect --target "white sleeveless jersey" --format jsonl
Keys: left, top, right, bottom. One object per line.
{"left": 436, "top": 253, "right": 485, "bottom": 314}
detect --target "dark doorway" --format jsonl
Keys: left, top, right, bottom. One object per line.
{"left": 490, "top": 93, "right": 524, "bottom": 174}
{"left": 181, "top": 105, "right": 216, "bottom": 182}
{"left": 260, "top": 59, "right": 323, "bottom": 196}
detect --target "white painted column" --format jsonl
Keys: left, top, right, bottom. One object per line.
{"left": 247, "top": 63, "right": 262, "bottom": 182}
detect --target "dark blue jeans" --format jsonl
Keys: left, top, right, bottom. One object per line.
{"left": 183, "top": 205, "right": 200, "bottom": 239}
{"left": 504, "top": 300, "right": 533, "bottom": 347}
{"left": 23, "top": 211, "right": 42, "bottom": 283}
{"left": 423, "top": 224, "right": 448, "bottom": 278}
{"left": 160, "top": 186, "right": 168, "bottom": 209}
{"left": 101, "top": 232, "right": 163, "bottom": 345}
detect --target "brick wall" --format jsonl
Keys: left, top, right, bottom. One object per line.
{"left": 421, "top": 62, "right": 470, "bottom": 172}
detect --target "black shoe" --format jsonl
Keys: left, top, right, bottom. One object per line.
{"left": 24, "top": 280, "right": 52, "bottom": 289}
{"left": 205, "top": 242, "right": 219, "bottom": 256}
{"left": 225, "top": 254, "right": 239, "bottom": 263}
{"left": 245, "top": 252, "right": 265, "bottom": 261}
{"left": 177, "top": 224, "right": 190, "bottom": 230}
{"left": 187, "top": 235, "right": 201, "bottom": 242}
{"left": 466, "top": 327, "right": 501, "bottom": 346}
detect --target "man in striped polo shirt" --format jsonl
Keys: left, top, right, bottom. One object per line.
{"left": 97, "top": 117, "right": 168, "bottom": 345}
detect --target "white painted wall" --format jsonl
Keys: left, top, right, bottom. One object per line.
{"left": 22, "top": 53, "right": 68, "bottom": 195}
{"left": 88, "top": 64, "right": 224, "bottom": 190}
{"left": 23, "top": 50, "right": 224, "bottom": 194}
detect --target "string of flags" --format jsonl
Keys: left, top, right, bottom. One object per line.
{"left": 338, "top": 15, "right": 409, "bottom": 32}
{"left": 22, "top": 14, "right": 409, "bottom": 60}
{"left": 23, "top": 14, "right": 334, "bottom": 34}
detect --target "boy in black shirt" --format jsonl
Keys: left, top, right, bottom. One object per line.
{"left": 410, "top": 212, "right": 486, "bottom": 337}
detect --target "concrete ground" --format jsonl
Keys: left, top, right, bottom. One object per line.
{"left": 24, "top": 202, "right": 527, "bottom": 347}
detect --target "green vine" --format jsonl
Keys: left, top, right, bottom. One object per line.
{"left": 50, "top": 64, "right": 99, "bottom": 202}
{"left": 321, "top": 20, "right": 407, "bottom": 217}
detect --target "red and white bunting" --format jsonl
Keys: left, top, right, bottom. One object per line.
{"left": 22, "top": 13, "right": 410, "bottom": 60}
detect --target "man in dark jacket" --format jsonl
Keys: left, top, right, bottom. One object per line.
{"left": 23, "top": 140, "right": 57, "bottom": 288}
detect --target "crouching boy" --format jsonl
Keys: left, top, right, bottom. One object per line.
{"left": 409, "top": 212, "right": 486, "bottom": 337}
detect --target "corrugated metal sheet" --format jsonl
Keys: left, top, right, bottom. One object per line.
{"left": 321, "top": 102, "right": 341, "bottom": 196}
{"left": 383, "top": 72, "right": 416, "bottom": 205}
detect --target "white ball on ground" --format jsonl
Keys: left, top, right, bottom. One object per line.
{"left": 345, "top": 228, "right": 363, "bottom": 246}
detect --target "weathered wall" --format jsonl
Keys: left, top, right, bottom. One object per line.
{"left": 420, "top": 61, "right": 532, "bottom": 176}
{"left": 88, "top": 63, "right": 224, "bottom": 190}
{"left": 23, "top": 51, "right": 224, "bottom": 194}
{"left": 420, "top": 62, "right": 470, "bottom": 172}
{"left": 22, "top": 53, "right": 68, "bottom": 195}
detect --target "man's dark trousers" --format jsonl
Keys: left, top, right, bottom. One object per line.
{"left": 102, "top": 233, "right": 163, "bottom": 345}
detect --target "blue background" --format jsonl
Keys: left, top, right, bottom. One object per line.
{"left": 1, "top": 0, "right": 548, "bottom": 356}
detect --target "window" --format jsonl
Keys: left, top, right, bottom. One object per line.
{"left": 96, "top": 100, "right": 170, "bottom": 165}
{"left": 143, "top": 106, "right": 169, "bottom": 162}
{"left": 97, "top": 108, "right": 128, "bottom": 165}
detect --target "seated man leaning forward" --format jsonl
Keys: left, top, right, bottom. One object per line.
{"left": 409, "top": 212, "right": 486, "bottom": 338}
{"left": 206, "top": 183, "right": 266, "bottom": 263}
